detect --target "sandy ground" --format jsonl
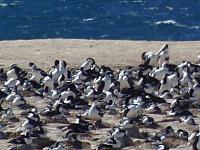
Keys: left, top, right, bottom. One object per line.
{"left": 0, "top": 39, "right": 200, "bottom": 150}
{"left": 0, "top": 39, "right": 200, "bottom": 69}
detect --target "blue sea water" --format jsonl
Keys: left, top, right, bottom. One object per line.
{"left": 0, "top": 0, "right": 200, "bottom": 40}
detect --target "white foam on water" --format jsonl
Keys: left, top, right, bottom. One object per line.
{"left": 82, "top": 18, "right": 95, "bottom": 22}
{"left": 154, "top": 20, "right": 200, "bottom": 30}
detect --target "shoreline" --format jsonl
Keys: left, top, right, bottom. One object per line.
{"left": 0, "top": 39, "right": 200, "bottom": 69}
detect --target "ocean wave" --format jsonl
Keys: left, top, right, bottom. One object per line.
{"left": 154, "top": 20, "right": 200, "bottom": 29}
{"left": 146, "top": 7, "right": 158, "bottom": 11}
{"left": 0, "top": 1, "right": 21, "bottom": 8}
{"left": 132, "top": 0, "right": 144, "bottom": 3}
{"left": 9, "top": 1, "right": 21, "bottom": 6}
{"left": 82, "top": 18, "right": 95, "bottom": 22}
{"left": 0, "top": 3, "right": 8, "bottom": 7}
{"left": 166, "top": 6, "right": 173, "bottom": 11}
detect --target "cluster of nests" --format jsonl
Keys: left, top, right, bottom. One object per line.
{"left": 0, "top": 44, "right": 200, "bottom": 150}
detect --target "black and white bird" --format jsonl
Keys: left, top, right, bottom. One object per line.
{"left": 176, "top": 129, "right": 189, "bottom": 140}
{"left": 180, "top": 115, "right": 196, "bottom": 125}
{"left": 8, "top": 132, "right": 32, "bottom": 144}
{"left": 192, "top": 131, "right": 200, "bottom": 150}
{"left": 7, "top": 64, "right": 23, "bottom": 80}
{"left": 1, "top": 108, "right": 14, "bottom": 119}
{"left": 122, "top": 104, "right": 143, "bottom": 119}
{"left": 82, "top": 101, "right": 104, "bottom": 121}
{"left": 98, "top": 137, "right": 121, "bottom": 150}
{"left": 29, "top": 62, "right": 47, "bottom": 84}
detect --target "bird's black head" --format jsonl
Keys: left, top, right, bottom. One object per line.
{"left": 54, "top": 60, "right": 59, "bottom": 67}
{"left": 62, "top": 61, "right": 67, "bottom": 68}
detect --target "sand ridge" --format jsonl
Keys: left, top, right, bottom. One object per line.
{"left": 0, "top": 39, "right": 200, "bottom": 69}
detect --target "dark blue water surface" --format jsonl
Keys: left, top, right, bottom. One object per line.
{"left": 0, "top": 0, "right": 200, "bottom": 40}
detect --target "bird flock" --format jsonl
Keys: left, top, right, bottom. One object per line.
{"left": 0, "top": 44, "right": 200, "bottom": 150}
